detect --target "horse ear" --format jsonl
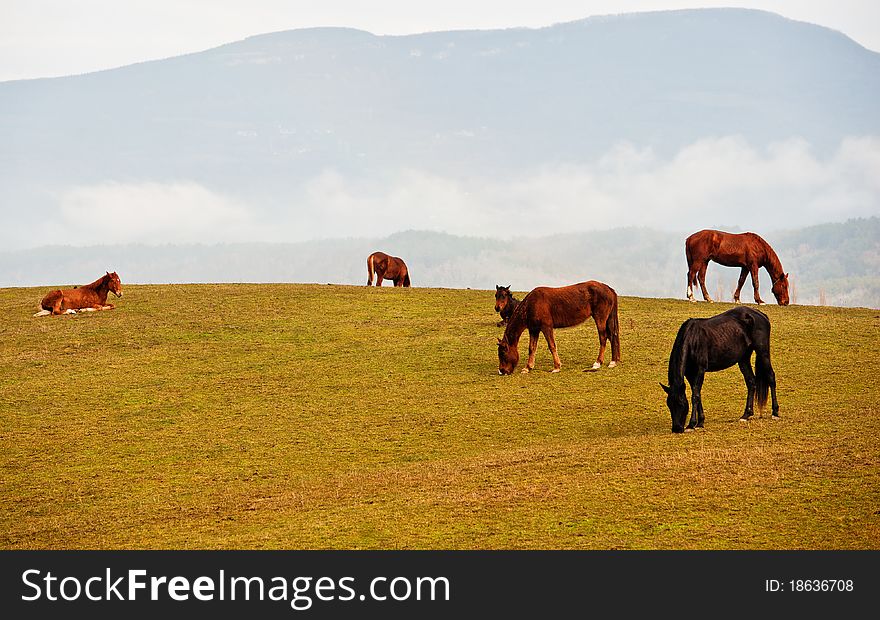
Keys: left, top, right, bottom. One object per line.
{"left": 785, "top": 273, "right": 789, "bottom": 279}
{"left": 659, "top": 383, "right": 671, "bottom": 394}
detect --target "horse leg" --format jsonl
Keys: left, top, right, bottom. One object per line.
{"left": 375, "top": 269, "right": 384, "bottom": 287}
{"left": 756, "top": 349, "right": 780, "bottom": 419}
{"left": 541, "top": 326, "right": 562, "bottom": 372}
{"left": 51, "top": 297, "right": 65, "bottom": 315}
{"left": 523, "top": 329, "right": 539, "bottom": 373}
{"left": 588, "top": 316, "right": 607, "bottom": 371}
{"left": 698, "top": 264, "right": 713, "bottom": 302}
{"left": 733, "top": 267, "right": 748, "bottom": 303}
{"left": 751, "top": 266, "right": 764, "bottom": 304}
{"left": 738, "top": 358, "right": 756, "bottom": 421}
{"left": 687, "top": 371, "right": 704, "bottom": 431}
{"left": 686, "top": 266, "right": 698, "bottom": 302}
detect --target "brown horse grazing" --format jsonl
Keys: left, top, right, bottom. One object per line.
{"left": 494, "top": 285, "right": 520, "bottom": 327}
{"left": 497, "top": 281, "right": 621, "bottom": 374}
{"left": 685, "top": 230, "right": 789, "bottom": 305}
{"left": 366, "top": 252, "right": 411, "bottom": 287}
{"left": 34, "top": 272, "right": 123, "bottom": 316}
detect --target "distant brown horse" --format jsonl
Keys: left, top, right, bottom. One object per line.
{"left": 497, "top": 281, "right": 621, "bottom": 374}
{"left": 494, "top": 285, "right": 520, "bottom": 327}
{"left": 34, "top": 272, "right": 123, "bottom": 316}
{"left": 685, "top": 230, "right": 789, "bottom": 305}
{"left": 366, "top": 252, "right": 411, "bottom": 287}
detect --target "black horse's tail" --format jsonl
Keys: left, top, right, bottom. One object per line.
{"left": 754, "top": 350, "right": 771, "bottom": 411}
{"left": 607, "top": 291, "right": 621, "bottom": 362}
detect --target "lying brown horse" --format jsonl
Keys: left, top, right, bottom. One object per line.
{"left": 686, "top": 230, "right": 789, "bottom": 305}
{"left": 366, "top": 252, "right": 411, "bottom": 287}
{"left": 34, "top": 271, "right": 123, "bottom": 316}
{"left": 497, "top": 281, "right": 621, "bottom": 374}
{"left": 494, "top": 285, "right": 520, "bottom": 327}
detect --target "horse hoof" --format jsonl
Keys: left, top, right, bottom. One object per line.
{"left": 550, "top": 368, "right": 561, "bottom": 373}
{"left": 738, "top": 418, "right": 749, "bottom": 423}
{"left": 65, "top": 309, "right": 77, "bottom": 314}
{"left": 684, "top": 428, "right": 694, "bottom": 433}
{"left": 590, "top": 362, "right": 602, "bottom": 371}
{"left": 520, "top": 368, "right": 531, "bottom": 374}
{"left": 771, "top": 415, "right": 780, "bottom": 421}
{"left": 608, "top": 361, "right": 618, "bottom": 369}
{"left": 695, "top": 426, "right": 705, "bottom": 431}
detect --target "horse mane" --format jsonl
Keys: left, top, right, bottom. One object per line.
{"left": 668, "top": 319, "right": 694, "bottom": 390}
{"left": 501, "top": 289, "right": 534, "bottom": 344}
{"left": 84, "top": 273, "right": 111, "bottom": 290}
{"left": 757, "top": 236, "right": 785, "bottom": 280}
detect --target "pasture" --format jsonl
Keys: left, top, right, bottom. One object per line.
{"left": 1, "top": 284, "right": 878, "bottom": 549}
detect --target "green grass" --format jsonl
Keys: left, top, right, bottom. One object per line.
{"left": 1, "top": 283, "right": 878, "bottom": 549}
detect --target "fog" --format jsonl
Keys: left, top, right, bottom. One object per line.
{"left": 35, "top": 136, "right": 880, "bottom": 247}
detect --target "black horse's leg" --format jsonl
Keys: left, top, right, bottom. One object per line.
{"left": 733, "top": 267, "right": 748, "bottom": 303}
{"left": 750, "top": 266, "right": 764, "bottom": 304}
{"left": 757, "top": 349, "right": 780, "bottom": 418}
{"left": 738, "top": 357, "right": 756, "bottom": 420}
{"left": 687, "top": 371, "right": 704, "bottom": 430}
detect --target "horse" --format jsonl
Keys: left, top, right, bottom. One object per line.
{"left": 494, "top": 285, "right": 520, "bottom": 327}
{"left": 497, "top": 280, "right": 621, "bottom": 374}
{"left": 660, "top": 306, "right": 779, "bottom": 433}
{"left": 34, "top": 272, "right": 123, "bottom": 317}
{"left": 685, "top": 229, "right": 789, "bottom": 305}
{"left": 366, "top": 252, "right": 411, "bottom": 287}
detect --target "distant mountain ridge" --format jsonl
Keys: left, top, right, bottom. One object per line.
{"left": 2, "top": 8, "right": 879, "bottom": 251}
{"left": 3, "top": 218, "right": 878, "bottom": 308}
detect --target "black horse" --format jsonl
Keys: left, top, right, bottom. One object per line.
{"left": 661, "top": 306, "right": 779, "bottom": 433}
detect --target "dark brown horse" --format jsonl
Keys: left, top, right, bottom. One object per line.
{"left": 366, "top": 252, "right": 411, "bottom": 287}
{"left": 494, "top": 285, "right": 520, "bottom": 327}
{"left": 497, "top": 281, "right": 621, "bottom": 374}
{"left": 685, "top": 230, "right": 789, "bottom": 305}
{"left": 661, "top": 306, "right": 779, "bottom": 433}
{"left": 34, "top": 272, "right": 123, "bottom": 316}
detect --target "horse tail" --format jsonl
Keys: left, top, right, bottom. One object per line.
{"left": 607, "top": 292, "right": 621, "bottom": 362}
{"left": 366, "top": 254, "right": 374, "bottom": 286}
{"left": 403, "top": 272, "right": 411, "bottom": 288}
{"left": 747, "top": 309, "right": 773, "bottom": 411}
{"left": 754, "top": 351, "right": 770, "bottom": 411}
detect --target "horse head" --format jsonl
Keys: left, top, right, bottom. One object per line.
{"left": 497, "top": 337, "right": 519, "bottom": 375}
{"left": 495, "top": 285, "right": 512, "bottom": 313}
{"left": 771, "top": 273, "right": 790, "bottom": 306}
{"left": 106, "top": 271, "right": 123, "bottom": 298}
{"left": 660, "top": 383, "right": 689, "bottom": 433}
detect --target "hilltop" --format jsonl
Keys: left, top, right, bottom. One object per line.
{"left": 1, "top": 283, "right": 877, "bottom": 549}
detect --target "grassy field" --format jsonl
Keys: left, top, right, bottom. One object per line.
{"left": 1, "top": 283, "right": 878, "bottom": 549}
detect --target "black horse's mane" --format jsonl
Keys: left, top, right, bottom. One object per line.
{"left": 668, "top": 318, "right": 696, "bottom": 390}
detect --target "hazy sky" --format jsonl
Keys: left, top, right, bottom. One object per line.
{"left": 2, "top": 1, "right": 879, "bottom": 81}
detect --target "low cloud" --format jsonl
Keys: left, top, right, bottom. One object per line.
{"left": 291, "top": 136, "right": 880, "bottom": 239}
{"left": 22, "top": 135, "right": 880, "bottom": 247}
{"left": 50, "top": 181, "right": 257, "bottom": 244}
